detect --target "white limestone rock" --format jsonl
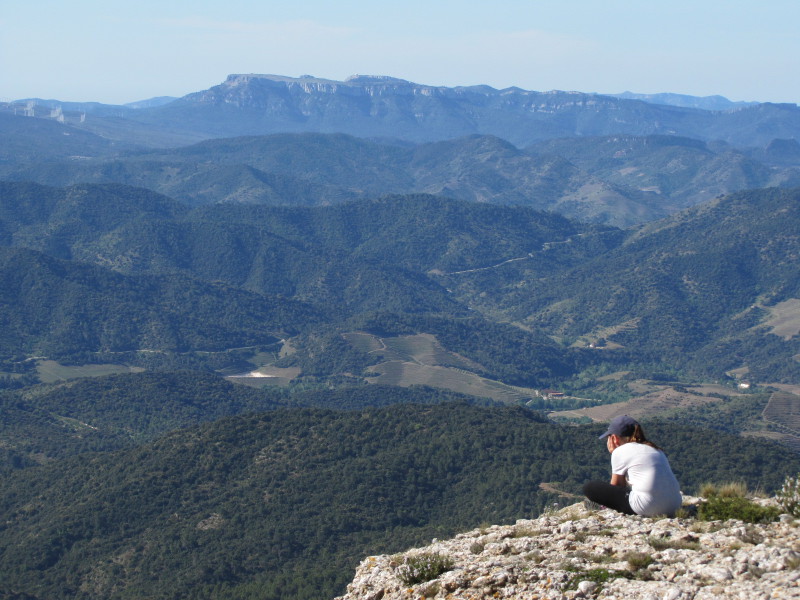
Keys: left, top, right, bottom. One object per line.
{"left": 334, "top": 502, "right": 800, "bottom": 600}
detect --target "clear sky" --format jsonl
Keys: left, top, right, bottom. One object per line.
{"left": 1, "top": 0, "right": 798, "bottom": 105}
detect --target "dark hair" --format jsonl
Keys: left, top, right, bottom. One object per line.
{"left": 621, "top": 424, "right": 662, "bottom": 451}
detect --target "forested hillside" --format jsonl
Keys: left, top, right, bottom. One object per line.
{"left": 0, "top": 374, "right": 476, "bottom": 471}
{"left": 527, "top": 134, "right": 800, "bottom": 212}
{"left": 0, "top": 112, "right": 125, "bottom": 163}
{"left": 0, "top": 183, "right": 597, "bottom": 384}
{"left": 0, "top": 245, "right": 318, "bottom": 363}
{"left": 0, "top": 398, "right": 796, "bottom": 600}
{"left": 1, "top": 181, "right": 800, "bottom": 391}
{"left": 440, "top": 187, "right": 800, "bottom": 382}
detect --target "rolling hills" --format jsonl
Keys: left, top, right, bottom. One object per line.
{"left": 0, "top": 181, "right": 593, "bottom": 301}
{"left": 0, "top": 133, "right": 660, "bottom": 226}
{"left": 441, "top": 187, "right": 800, "bottom": 383}
{"left": 1, "top": 180, "right": 799, "bottom": 393}
{"left": 3, "top": 131, "right": 799, "bottom": 227}
{"left": 0, "top": 182, "right": 594, "bottom": 389}
{"left": 527, "top": 134, "right": 800, "bottom": 212}
{"left": 0, "top": 245, "right": 319, "bottom": 363}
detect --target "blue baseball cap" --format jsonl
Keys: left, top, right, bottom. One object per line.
{"left": 599, "top": 415, "right": 639, "bottom": 440}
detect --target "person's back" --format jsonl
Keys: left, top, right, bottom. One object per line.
{"left": 611, "top": 441, "right": 682, "bottom": 517}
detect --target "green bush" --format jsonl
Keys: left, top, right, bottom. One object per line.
{"left": 698, "top": 496, "right": 780, "bottom": 524}
{"left": 625, "top": 551, "right": 653, "bottom": 570}
{"left": 396, "top": 552, "right": 455, "bottom": 585}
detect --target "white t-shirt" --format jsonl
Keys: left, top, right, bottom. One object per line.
{"left": 611, "top": 442, "right": 682, "bottom": 517}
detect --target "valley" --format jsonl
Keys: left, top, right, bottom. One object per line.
{"left": 1, "top": 74, "right": 800, "bottom": 600}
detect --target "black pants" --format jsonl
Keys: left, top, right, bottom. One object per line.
{"left": 583, "top": 480, "right": 636, "bottom": 515}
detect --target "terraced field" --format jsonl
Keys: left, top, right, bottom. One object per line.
{"left": 763, "top": 391, "right": 800, "bottom": 450}
{"left": 345, "top": 331, "right": 538, "bottom": 404}
{"left": 549, "top": 384, "right": 722, "bottom": 423}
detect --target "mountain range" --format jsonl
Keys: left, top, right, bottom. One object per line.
{"left": 2, "top": 74, "right": 799, "bottom": 414}
{"left": 609, "top": 91, "right": 759, "bottom": 111}
{"left": 4, "top": 74, "right": 800, "bottom": 150}
{"left": 3, "top": 74, "right": 799, "bottom": 229}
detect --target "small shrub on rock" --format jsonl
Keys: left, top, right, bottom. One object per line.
{"left": 717, "top": 482, "right": 748, "bottom": 498}
{"left": 646, "top": 535, "right": 700, "bottom": 551}
{"left": 777, "top": 473, "right": 800, "bottom": 517}
{"left": 396, "top": 552, "right": 454, "bottom": 585}
{"left": 625, "top": 551, "right": 653, "bottom": 570}
{"left": 565, "top": 567, "right": 632, "bottom": 590}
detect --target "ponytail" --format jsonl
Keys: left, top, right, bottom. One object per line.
{"left": 622, "top": 424, "right": 662, "bottom": 451}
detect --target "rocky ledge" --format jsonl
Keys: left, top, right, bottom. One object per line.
{"left": 335, "top": 500, "right": 800, "bottom": 600}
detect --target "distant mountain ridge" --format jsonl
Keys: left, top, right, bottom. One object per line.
{"left": 4, "top": 74, "right": 800, "bottom": 149}
{"left": 610, "top": 91, "right": 760, "bottom": 111}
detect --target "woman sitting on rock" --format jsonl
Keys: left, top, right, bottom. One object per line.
{"left": 583, "top": 415, "right": 682, "bottom": 517}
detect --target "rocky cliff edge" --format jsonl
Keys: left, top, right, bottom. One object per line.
{"left": 335, "top": 499, "right": 799, "bottom": 600}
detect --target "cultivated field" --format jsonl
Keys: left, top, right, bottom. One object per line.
{"left": 366, "top": 361, "right": 537, "bottom": 404}
{"left": 770, "top": 383, "right": 800, "bottom": 395}
{"left": 36, "top": 360, "right": 144, "bottom": 383}
{"left": 763, "top": 391, "right": 800, "bottom": 437}
{"left": 550, "top": 381, "right": 800, "bottom": 453}
{"left": 548, "top": 383, "right": 740, "bottom": 423}
{"left": 346, "top": 331, "right": 538, "bottom": 404}
{"left": 759, "top": 298, "right": 800, "bottom": 340}
{"left": 345, "top": 332, "right": 485, "bottom": 371}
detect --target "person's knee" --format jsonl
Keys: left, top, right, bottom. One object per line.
{"left": 583, "top": 480, "right": 601, "bottom": 497}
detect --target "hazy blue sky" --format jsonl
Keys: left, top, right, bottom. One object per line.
{"left": 2, "top": 0, "right": 797, "bottom": 105}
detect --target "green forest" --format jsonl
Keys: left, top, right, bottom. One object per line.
{"left": 1, "top": 379, "right": 797, "bottom": 600}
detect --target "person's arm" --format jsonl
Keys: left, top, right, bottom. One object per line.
{"left": 610, "top": 473, "right": 627, "bottom": 487}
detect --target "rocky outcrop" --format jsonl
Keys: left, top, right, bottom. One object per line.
{"left": 335, "top": 500, "right": 800, "bottom": 600}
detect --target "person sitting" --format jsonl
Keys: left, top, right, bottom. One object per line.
{"left": 583, "top": 415, "right": 682, "bottom": 517}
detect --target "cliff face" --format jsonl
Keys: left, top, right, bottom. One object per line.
{"left": 335, "top": 500, "right": 800, "bottom": 600}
